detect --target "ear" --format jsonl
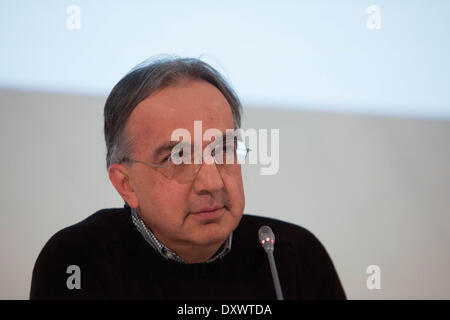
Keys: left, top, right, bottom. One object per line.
{"left": 108, "top": 163, "right": 139, "bottom": 208}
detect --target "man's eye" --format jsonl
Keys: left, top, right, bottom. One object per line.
{"left": 223, "top": 143, "right": 236, "bottom": 153}
{"left": 169, "top": 148, "right": 186, "bottom": 160}
{"left": 175, "top": 149, "right": 184, "bottom": 157}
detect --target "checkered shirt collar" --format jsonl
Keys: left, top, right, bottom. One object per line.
{"left": 130, "top": 207, "right": 232, "bottom": 263}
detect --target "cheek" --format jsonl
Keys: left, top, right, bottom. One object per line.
{"left": 222, "top": 168, "right": 245, "bottom": 213}
{"left": 133, "top": 171, "right": 191, "bottom": 224}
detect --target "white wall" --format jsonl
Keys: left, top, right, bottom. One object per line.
{"left": 0, "top": 89, "right": 449, "bottom": 299}
{"left": 1, "top": 1, "right": 450, "bottom": 119}
{"left": 241, "top": 106, "right": 450, "bottom": 299}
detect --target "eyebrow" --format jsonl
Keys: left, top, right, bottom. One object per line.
{"left": 153, "top": 141, "right": 181, "bottom": 159}
{"left": 152, "top": 134, "right": 234, "bottom": 158}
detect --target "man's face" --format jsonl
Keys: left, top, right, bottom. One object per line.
{"left": 120, "top": 79, "right": 245, "bottom": 248}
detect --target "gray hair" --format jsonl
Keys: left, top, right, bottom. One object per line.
{"left": 104, "top": 56, "right": 243, "bottom": 170}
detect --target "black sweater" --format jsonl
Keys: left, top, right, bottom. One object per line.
{"left": 30, "top": 205, "right": 346, "bottom": 300}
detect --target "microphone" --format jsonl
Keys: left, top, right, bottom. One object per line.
{"left": 258, "top": 225, "right": 284, "bottom": 300}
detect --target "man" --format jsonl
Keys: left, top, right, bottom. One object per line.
{"left": 30, "top": 57, "right": 346, "bottom": 299}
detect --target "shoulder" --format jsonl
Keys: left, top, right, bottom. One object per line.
{"left": 30, "top": 206, "right": 131, "bottom": 299}
{"left": 237, "top": 213, "right": 326, "bottom": 253}
{"left": 235, "top": 214, "right": 338, "bottom": 276}
{"left": 35, "top": 206, "right": 132, "bottom": 260}
{"left": 236, "top": 214, "right": 346, "bottom": 299}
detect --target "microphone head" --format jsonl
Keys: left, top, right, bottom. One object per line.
{"left": 258, "top": 225, "right": 275, "bottom": 252}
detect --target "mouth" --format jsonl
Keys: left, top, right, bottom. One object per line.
{"left": 190, "top": 205, "right": 226, "bottom": 220}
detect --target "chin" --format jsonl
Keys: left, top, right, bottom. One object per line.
{"left": 188, "top": 220, "right": 232, "bottom": 245}
{"left": 198, "top": 214, "right": 241, "bottom": 244}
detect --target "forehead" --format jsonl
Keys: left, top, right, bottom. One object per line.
{"left": 125, "top": 79, "right": 235, "bottom": 154}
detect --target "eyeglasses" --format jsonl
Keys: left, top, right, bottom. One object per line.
{"left": 120, "top": 139, "right": 250, "bottom": 183}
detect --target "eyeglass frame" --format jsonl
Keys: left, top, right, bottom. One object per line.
{"left": 119, "top": 138, "right": 250, "bottom": 172}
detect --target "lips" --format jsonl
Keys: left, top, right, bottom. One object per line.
{"left": 190, "top": 205, "right": 226, "bottom": 220}
{"left": 192, "top": 205, "right": 224, "bottom": 214}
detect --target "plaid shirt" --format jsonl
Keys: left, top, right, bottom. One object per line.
{"left": 130, "top": 207, "right": 232, "bottom": 263}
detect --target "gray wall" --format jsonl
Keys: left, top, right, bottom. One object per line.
{"left": 1, "top": 89, "right": 449, "bottom": 299}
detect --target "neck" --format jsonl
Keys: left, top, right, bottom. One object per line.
{"left": 154, "top": 230, "right": 226, "bottom": 264}
{"left": 176, "top": 241, "right": 225, "bottom": 264}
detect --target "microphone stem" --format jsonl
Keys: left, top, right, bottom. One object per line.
{"left": 267, "top": 250, "right": 284, "bottom": 300}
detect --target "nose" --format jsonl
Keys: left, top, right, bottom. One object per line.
{"left": 192, "top": 156, "right": 225, "bottom": 195}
